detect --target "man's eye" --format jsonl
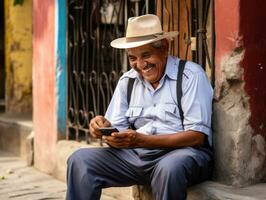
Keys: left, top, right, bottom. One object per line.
{"left": 129, "top": 57, "right": 136, "bottom": 61}
{"left": 143, "top": 54, "right": 151, "bottom": 58}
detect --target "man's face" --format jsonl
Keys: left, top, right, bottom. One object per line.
{"left": 127, "top": 41, "right": 168, "bottom": 88}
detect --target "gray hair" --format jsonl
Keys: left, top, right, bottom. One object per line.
{"left": 151, "top": 39, "right": 169, "bottom": 53}
{"left": 151, "top": 40, "right": 163, "bottom": 49}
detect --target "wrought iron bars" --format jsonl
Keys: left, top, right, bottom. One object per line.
{"left": 67, "top": 0, "right": 215, "bottom": 142}
{"left": 67, "top": 0, "right": 137, "bottom": 142}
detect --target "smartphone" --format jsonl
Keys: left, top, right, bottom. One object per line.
{"left": 98, "top": 127, "right": 119, "bottom": 136}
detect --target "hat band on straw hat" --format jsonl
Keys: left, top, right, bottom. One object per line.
{"left": 126, "top": 33, "right": 163, "bottom": 43}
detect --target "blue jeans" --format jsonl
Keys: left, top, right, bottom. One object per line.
{"left": 66, "top": 147, "right": 213, "bottom": 200}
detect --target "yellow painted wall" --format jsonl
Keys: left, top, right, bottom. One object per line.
{"left": 4, "top": 0, "right": 32, "bottom": 113}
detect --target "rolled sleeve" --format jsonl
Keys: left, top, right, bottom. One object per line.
{"left": 104, "top": 77, "right": 130, "bottom": 131}
{"left": 182, "top": 66, "right": 213, "bottom": 145}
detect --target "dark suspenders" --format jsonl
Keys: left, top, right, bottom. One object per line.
{"left": 127, "top": 59, "right": 187, "bottom": 128}
{"left": 176, "top": 60, "right": 186, "bottom": 128}
{"left": 127, "top": 77, "right": 135, "bottom": 106}
{"left": 127, "top": 60, "right": 212, "bottom": 149}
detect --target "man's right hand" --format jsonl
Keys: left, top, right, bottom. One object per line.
{"left": 89, "top": 115, "right": 111, "bottom": 138}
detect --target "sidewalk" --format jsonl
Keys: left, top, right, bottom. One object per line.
{"left": 0, "top": 150, "right": 130, "bottom": 200}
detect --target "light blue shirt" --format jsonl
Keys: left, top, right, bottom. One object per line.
{"left": 105, "top": 56, "right": 213, "bottom": 146}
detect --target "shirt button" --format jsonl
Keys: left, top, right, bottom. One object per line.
{"left": 153, "top": 104, "right": 156, "bottom": 107}
{"left": 151, "top": 127, "right": 157, "bottom": 134}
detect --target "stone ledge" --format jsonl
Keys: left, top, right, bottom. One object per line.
{"left": 188, "top": 181, "right": 266, "bottom": 200}
{"left": 0, "top": 113, "right": 33, "bottom": 159}
{"left": 132, "top": 182, "right": 266, "bottom": 200}
{"left": 0, "top": 113, "right": 32, "bottom": 128}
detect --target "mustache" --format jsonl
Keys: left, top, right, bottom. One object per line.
{"left": 133, "top": 63, "right": 154, "bottom": 72}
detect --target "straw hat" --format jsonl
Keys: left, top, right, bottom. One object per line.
{"left": 110, "top": 14, "right": 178, "bottom": 49}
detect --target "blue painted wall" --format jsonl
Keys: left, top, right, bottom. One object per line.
{"left": 55, "top": 0, "right": 67, "bottom": 134}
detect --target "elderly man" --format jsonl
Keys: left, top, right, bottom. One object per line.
{"left": 66, "top": 14, "right": 213, "bottom": 200}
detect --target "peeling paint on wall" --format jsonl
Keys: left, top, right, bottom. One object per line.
{"left": 4, "top": 0, "right": 32, "bottom": 113}
{"left": 33, "top": 0, "right": 57, "bottom": 175}
{"left": 55, "top": 0, "right": 67, "bottom": 135}
{"left": 213, "top": 47, "right": 266, "bottom": 186}
{"left": 214, "top": 0, "right": 266, "bottom": 186}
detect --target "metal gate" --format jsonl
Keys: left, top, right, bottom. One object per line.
{"left": 67, "top": 0, "right": 215, "bottom": 142}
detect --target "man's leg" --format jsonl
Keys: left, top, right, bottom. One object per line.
{"left": 150, "top": 147, "right": 212, "bottom": 200}
{"left": 66, "top": 147, "right": 143, "bottom": 200}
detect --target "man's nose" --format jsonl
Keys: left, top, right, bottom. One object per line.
{"left": 136, "top": 59, "right": 147, "bottom": 69}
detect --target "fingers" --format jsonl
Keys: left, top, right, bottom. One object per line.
{"left": 103, "top": 119, "right": 111, "bottom": 127}
{"left": 103, "top": 136, "right": 130, "bottom": 148}
{"left": 89, "top": 115, "right": 111, "bottom": 138}
{"left": 90, "top": 116, "right": 109, "bottom": 128}
{"left": 103, "top": 130, "right": 138, "bottom": 148}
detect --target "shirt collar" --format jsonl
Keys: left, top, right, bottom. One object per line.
{"left": 124, "top": 68, "right": 140, "bottom": 79}
{"left": 164, "top": 56, "right": 179, "bottom": 80}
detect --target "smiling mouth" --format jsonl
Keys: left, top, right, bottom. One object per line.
{"left": 142, "top": 64, "right": 154, "bottom": 74}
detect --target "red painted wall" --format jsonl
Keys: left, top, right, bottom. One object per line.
{"left": 215, "top": 0, "right": 241, "bottom": 86}
{"left": 33, "top": 0, "right": 57, "bottom": 173}
{"left": 240, "top": 0, "right": 266, "bottom": 138}
{"left": 215, "top": 0, "right": 266, "bottom": 138}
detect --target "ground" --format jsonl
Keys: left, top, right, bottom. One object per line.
{"left": 0, "top": 150, "right": 131, "bottom": 200}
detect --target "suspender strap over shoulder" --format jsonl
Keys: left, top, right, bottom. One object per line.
{"left": 127, "top": 78, "right": 135, "bottom": 105}
{"left": 177, "top": 60, "right": 186, "bottom": 128}
{"left": 127, "top": 77, "right": 136, "bottom": 130}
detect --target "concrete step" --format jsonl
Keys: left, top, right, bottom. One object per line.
{"left": 0, "top": 113, "right": 33, "bottom": 159}
{"left": 132, "top": 182, "right": 266, "bottom": 200}
{"left": 0, "top": 99, "right": 5, "bottom": 112}
{"left": 188, "top": 181, "right": 266, "bottom": 200}
{"left": 0, "top": 99, "right": 4, "bottom": 106}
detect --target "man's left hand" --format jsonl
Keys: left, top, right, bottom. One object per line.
{"left": 102, "top": 129, "right": 140, "bottom": 148}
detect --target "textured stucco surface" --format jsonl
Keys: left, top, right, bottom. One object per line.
{"left": 4, "top": 0, "right": 32, "bottom": 113}
{"left": 214, "top": 0, "right": 266, "bottom": 186}
{"left": 213, "top": 49, "right": 266, "bottom": 186}
{"left": 33, "top": 0, "right": 57, "bottom": 174}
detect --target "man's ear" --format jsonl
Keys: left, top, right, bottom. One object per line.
{"left": 161, "top": 39, "right": 169, "bottom": 55}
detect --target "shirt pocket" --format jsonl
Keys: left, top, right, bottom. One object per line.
{"left": 125, "top": 107, "right": 143, "bottom": 120}
{"left": 163, "top": 104, "right": 179, "bottom": 122}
